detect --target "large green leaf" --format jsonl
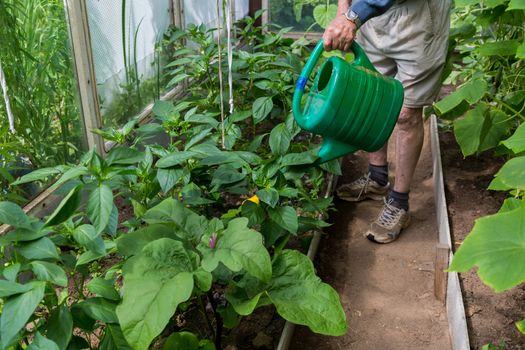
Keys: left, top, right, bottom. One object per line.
{"left": 501, "top": 123, "right": 525, "bottom": 153}
{"left": 46, "top": 304, "right": 73, "bottom": 350}
{"left": 116, "top": 239, "right": 195, "bottom": 350}
{"left": 0, "top": 280, "right": 32, "bottom": 297}
{"left": 142, "top": 198, "right": 207, "bottom": 241}
{"left": 75, "top": 297, "right": 118, "bottom": 324}
{"left": 106, "top": 147, "right": 143, "bottom": 165}
{"left": 211, "top": 165, "right": 245, "bottom": 187}
{"left": 280, "top": 151, "right": 317, "bottom": 167}
{"left": 27, "top": 332, "right": 60, "bottom": 350}
{"left": 516, "top": 40, "right": 525, "bottom": 59}
{"left": 11, "top": 167, "right": 62, "bottom": 185}
{"left": 267, "top": 250, "right": 347, "bottom": 336}
{"left": 0, "top": 201, "right": 31, "bottom": 229}
{"left": 252, "top": 97, "right": 273, "bottom": 124}
{"left": 0, "top": 282, "right": 46, "bottom": 349}
{"left": 156, "top": 151, "right": 196, "bottom": 168}
{"left": 507, "top": 0, "right": 525, "bottom": 10}
{"left": 489, "top": 156, "right": 525, "bottom": 190}
{"left": 434, "top": 78, "right": 487, "bottom": 115}
{"left": 87, "top": 277, "right": 120, "bottom": 301}
{"left": 52, "top": 166, "right": 89, "bottom": 189}
{"left": 2, "top": 221, "right": 52, "bottom": 243}
{"left": 200, "top": 218, "right": 272, "bottom": 282}
{"left": 45, "top": 184, "right": 83, "bottom": 227}
{"left": 475, "top": 40, "right": 521, "bottom": 56}
{"left": 157, "top": 168, "right": 186, "bottom": 193}
{"left": 256, "top": 188, "right": 279, "bottom": 208}
{"left": 268, "top": 206, "right": 298, "bottom": 234}
{"left": 269, "top": 123, "right": 291, "bottom": 156}
{"left": 99, "top": 324, "right": 133, "bottom": 350}
{"left": 72, "top": 224, "right": 106, "bottom": 255}
{"left": 313, "top": 4, "right": 338, "bottom": 28}
{"left": 162, "top": 332, "right": 199, "bottom": 350}
{"left": 116, "top": 224, "right": 175, "bottom": 257}
{"left": 18, "top": 237, "right": 60, "bottom": 260}
{"left": 87, "top": 184, "right": 113, "bottom": 234}
{"left": 76, "top": 241, "right": 115, "bottom": 267}
{"left": 448, "top": 206, "right": 525, "bottom": 292}
{"left": 30, "top": 261, "right": 67, "bottom": 287}
{"left": 453, "top": 104, "right": 509, "bottom": 156}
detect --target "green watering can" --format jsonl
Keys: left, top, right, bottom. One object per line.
{"left": 292, "top": 40, "right": 404, "bottom": 163}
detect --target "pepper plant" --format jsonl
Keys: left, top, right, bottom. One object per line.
{"left": 0, "top": 14, "right": 347, "bottom": 350}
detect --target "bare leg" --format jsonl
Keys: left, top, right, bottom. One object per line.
{"left": 367, "top": 106, "right": 423, "bottom": 192}
{"left": 392, "top": 106, "right": 424, "bottom": 193}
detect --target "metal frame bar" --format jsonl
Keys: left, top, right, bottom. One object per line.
{"left": 63, "top": 0, "right": 105, "bottom": 154}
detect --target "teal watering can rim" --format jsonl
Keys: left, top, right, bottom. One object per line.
{"left": 292, "top": 39, "right": 378, "bottom": 124}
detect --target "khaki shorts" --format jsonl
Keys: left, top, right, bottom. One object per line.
{"left": 356, "top": 0, "right": 452, "bottom": 108}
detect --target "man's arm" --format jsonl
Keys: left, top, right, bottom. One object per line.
{"left": 352, "top": 0, "right": 395, "bottom": 23}
{"left": 323, "top": 0, "right": 395, "bottom": 52}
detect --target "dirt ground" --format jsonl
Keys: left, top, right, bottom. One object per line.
{"left": 291, "top": 120, "right": 451, "bottom": 349}
{"left": 440, "top": 130, "right": 525, "bottom": 350}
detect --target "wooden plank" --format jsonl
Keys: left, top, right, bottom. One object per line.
{"left": 435, "top": 243, "right": 450, "bottom": 303}
{"left": 430, "top": 115, "right": 470, "bottom": 350}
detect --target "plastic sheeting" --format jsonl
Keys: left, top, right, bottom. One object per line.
{"left": 86, "top": 0, "right": 171, "bottom": 121}
{"left": 183, "top": 0, "right": 249, "bottom": 27}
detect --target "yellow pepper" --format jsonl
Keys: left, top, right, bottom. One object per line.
{"left": 246, "top": 194, "right": 260, "bottom": 205}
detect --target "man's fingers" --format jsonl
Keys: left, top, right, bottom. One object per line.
{"left": 323, "top": 36, "right": 333, "bottom": 51}
{"left": 342, "top": 42, "right": 351, "bottom": 53}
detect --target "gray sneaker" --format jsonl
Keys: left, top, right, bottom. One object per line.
{"left": 365, "top": 198, "right": 411, "bottom": 244}
{"left": 336, "top": 173, "right": 389, "bottom": 202}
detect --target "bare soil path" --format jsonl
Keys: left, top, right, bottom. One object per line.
{"left": 290, "top": 120, "right": 452, "bottom": 349}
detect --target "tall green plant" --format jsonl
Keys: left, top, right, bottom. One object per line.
{"left": 0, "top": 0, "right": 83, "bottom": 203}
{"left": 436, "top": 0, "right": 525, "bottom": 337}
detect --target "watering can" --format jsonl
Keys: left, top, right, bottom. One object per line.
{"left": 292, "top": 40, "right": 404, "bottom": 163}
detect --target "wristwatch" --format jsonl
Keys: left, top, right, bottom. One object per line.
{"left": 344, "top": 8, "right": 362, "bottom": 28}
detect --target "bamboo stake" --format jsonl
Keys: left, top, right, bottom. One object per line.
{"left": 0, "top": 61, "right": 16, "bottom": 134}
{"left": 216, "top": 0, "right": 226, "bottom": 149}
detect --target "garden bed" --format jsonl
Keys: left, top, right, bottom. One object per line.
{"left": 440, "top": 129, "right": 525, "bottom": 349}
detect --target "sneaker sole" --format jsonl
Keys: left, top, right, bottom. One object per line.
{"left": 366, "top": 214, "right": 411, "bottom": 244}
{"left": 338, "top": 192, "right": 386, "bottom": 202}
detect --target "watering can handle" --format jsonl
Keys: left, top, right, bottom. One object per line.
{"left": 292, "top": 39, "right": 377, "bottom": 120}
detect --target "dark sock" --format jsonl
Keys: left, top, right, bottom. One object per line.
{"left": 368, "top": 163, "right": 389, "bottom": 187}
{"left": 388, "top": 190, "right": 409, "bottom": 211}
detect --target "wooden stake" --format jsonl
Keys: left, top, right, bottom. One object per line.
{"left": 434, "top": 243, "right": 450, "bottom": 303}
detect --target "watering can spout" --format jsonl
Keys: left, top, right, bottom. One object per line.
{"left": 317, "top": 138, "right": 358, "bottom": 164}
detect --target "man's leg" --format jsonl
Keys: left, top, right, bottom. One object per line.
{"left": 367, "top": 106, "right": 424, "bottom": 193}
{"left": 392, "top": 106, "right": 424, "bottom": 194}
{"left": 364, "top": 106, "right": 423, "bottom": 244}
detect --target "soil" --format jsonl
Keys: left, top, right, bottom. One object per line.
{"left": 440, "top": 130, "right": 525, "bottom": 349}
{"left": 286, "top": 121, "right": 525, "bottom": 349}
{"left": 291, "top": 121, "right": 451, "bottom": 349}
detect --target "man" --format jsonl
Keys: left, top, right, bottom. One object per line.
{"left": 323, "top": 0, "right": 451, "bottom": 243}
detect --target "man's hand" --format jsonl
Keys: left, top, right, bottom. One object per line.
{"left": 323, "top": 15, "right": 357, "bottom": 52}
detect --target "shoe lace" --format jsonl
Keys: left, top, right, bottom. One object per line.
{"left": 352, "top": 173, "right": 372, "bottom": 200}
{"left": 377, "top": 198, "right": 404, "bottom": 229}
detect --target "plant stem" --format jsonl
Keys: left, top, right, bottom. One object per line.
{"left": 207, "top": 291, "right": 223, "bottom": 349}
{"left": 198, "top": 294, "right": 215, "bottom": 339}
